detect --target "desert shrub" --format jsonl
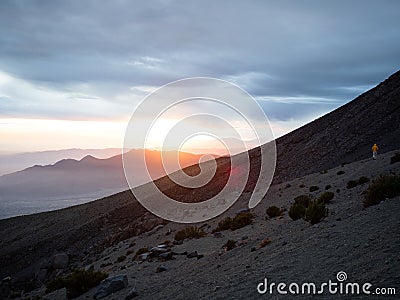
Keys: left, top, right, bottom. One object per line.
{"left": 337, "top": 170, "right": 345, "bottom": 175}
{"left": 288, "top": 203, "right": 306, "bottom": 220}
{"left": 317, "top": 191, "right": 334, "bottom": 204}
{"left": 347, "top": 180, "right": 358, "bottom": 189}
{"left": 224, "top": 239, "right": 236, "bottom": 251}
{"left": 390, "top": 153, "right": 400, "bottom": 164}
{"left": 213, "top": 212, "right": 254, "bottom": 232}
{"left": 358, "top": 176, "right": 370, "bottom": 185}
{"left": 212, "top": 217, "right": 233, "bottom": 232}
{"left": 325, "top": 185, "right": 331, "bottom": 190}
{"left": 299, "top": 184, "right": 305, "bottom": 188}
{"left": 305, "top": 201, "right": 328, "bottom": 224}
{"left": 46, "top": 268, "right": 107, "bottom": 299}
{"left": 364, "top": 175, "right": 400, "bottom": 207}
{"left": 174, "top": 226, "right": 206, "bottom": 241}
{"left": 134, "top": 247, "right": 149, "bottom": 259}
{"left": 230, "top": 212, "right": 254, "bottom": 230}
{"left": 309, "top": 186, "right": 319, "bottom": 192}
{"left": 294, "top": 195, "right": 312, "bottom": 208}
{"left": 266, "top": 205, "right": 282, "bottom": 218}
{"left": 347, "top": 176, "right": 370, "bottom": 189}
{"left": 116, "top": 255, "right": 126, "bottom": 263}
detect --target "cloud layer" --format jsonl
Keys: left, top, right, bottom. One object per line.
{"left": 0, "top": 0, "right": 399, "bottom": 124}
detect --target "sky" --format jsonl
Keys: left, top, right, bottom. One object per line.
{"left": 0, "top": 0, "right": 399, "bottom": 153}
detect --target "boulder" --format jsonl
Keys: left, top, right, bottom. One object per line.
{"left": 93, "top": 274, "right": 128, "bottom": 300}
{"left": 52, "top": 253, "right": 69, "bottom": 269}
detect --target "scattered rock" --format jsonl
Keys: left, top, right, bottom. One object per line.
{"left": 156, "top": 265, "right": 167, "bottom": 273}
{"left": 197, "top": 254, "right": 204, "bottom": 260}
{"left": 43, "top": 287, "right": 67, "bottom": 300}
{"left": 139, "top": 253, "right": 150, "bottom": 261}
{"left": 236, "top": 208, "right": 250, "bottom": 215}
{"left": 94, "top": 274, "right": 128, "bottom": 300}
{"left": 150, "top": 247, "right": 168, "bottom": 256}
{"left": 173, "top": 240, "right": 183, "bottom": 245}
{"left": 187, "top": 251, "right": 198, "bottom": 258}
{"left": 159, "top": 252, "right": 173, "bottom": 261}
{"left": 213, "top": 232, "right": 224, "bottom": 238}
{"left": 126, "top": 287, "right": 139, "bottom": 299}
{"left": 52, "top": 253, "right": 69, "bottom": 269}
{"left": 171, "top": 251, "right": 187, "bottom": 256}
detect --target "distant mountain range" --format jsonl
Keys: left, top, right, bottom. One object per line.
{"left": 0, "top": 148, "right": 123, "bottom": 176}
{"left": 0, "top": 149, "right": 205, "bottom": 219}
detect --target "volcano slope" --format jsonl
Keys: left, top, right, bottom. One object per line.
{"left": 23, "top": 148, "right": 400, "bottom": 300}
{"left": 0, "top": 70, "right": 399, "bottom": 298}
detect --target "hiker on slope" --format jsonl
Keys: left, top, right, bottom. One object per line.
{"left": 372, "top": 143, "right": 379, "bottom": 160}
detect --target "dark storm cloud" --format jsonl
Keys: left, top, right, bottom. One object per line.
{"left": 0, "top": 0, "right": 399, "bottom": 121}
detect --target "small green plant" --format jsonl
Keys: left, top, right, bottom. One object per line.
{"left": 337, "top": 170, "right": 345, "bottom": 175}
{"left": 304, "top": 201, "right": 328, "bottom": 224}
{"left": 174, "top": 226, "right": 206, "bottom": 241}
{"left": 224, "top": 239, "right": 236, "bottom": 251}
{"left": 134, "top": 247, "right": 149, "bottom": 259}
{"left": 266, "top": 205, "right": 283, "bottom": 218}
{"left": 116, "top": 255, "right": 126, "bottom": 263}
{"left": 212, "top": 212, "right": 254, "bottom": 232}
{"left": 364, "top": 175, "right": 400, "bottom": 207}
{"left": 325, "top": 185, "right": 331, "bottom": 190}
{"left": 317, "top": 191, "right": 334, "bottom": 204}
{"left": 288, "top": 203, "right": 306, "bottom": 220}
{"left": 390, "top": 153, "right": 400, "bottom": 164}
{"left": 294, "top": 195, "right": 312, "bottom": 208}
{"left": 309, "top": 186, "right": 319, "bottom": 192}
{"left": 46, "top": 268, "right": 107, "bottom": 299}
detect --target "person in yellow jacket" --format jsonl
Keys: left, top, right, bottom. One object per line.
{"left": 372, "top": 143, "right": 379, "bottom": 160}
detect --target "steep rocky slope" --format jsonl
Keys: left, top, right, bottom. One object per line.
{"left": 0, "top": 70, "right": 399, "bottom": 297}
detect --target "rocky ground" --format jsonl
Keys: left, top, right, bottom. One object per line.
{"left": 6, "top": 148, "right": 398, "bottom": 299}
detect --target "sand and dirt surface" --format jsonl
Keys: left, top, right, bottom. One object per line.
{"left": 4, "top": 148, "right": 398, "bottom": 300}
